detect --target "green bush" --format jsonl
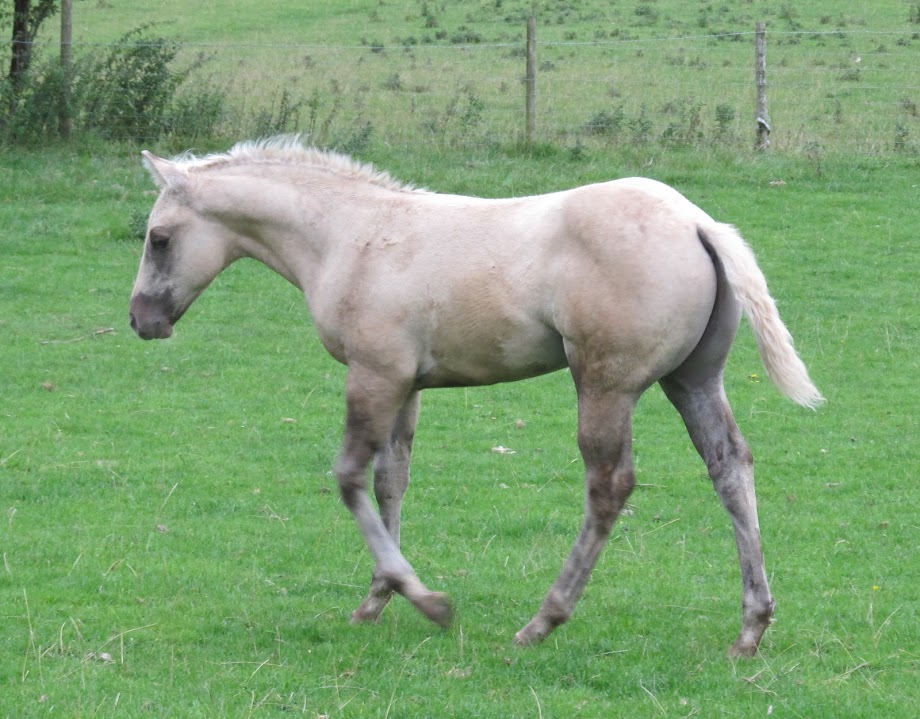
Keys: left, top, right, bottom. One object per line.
{"left": 715, "top": 103, "right": 736, "bottom": 139}
{"left": 0, "top": 24, "right": 225, "bottom": 145}
{"left": 0, "top": 59, "right": 69, "bottom": 143}
{"left": 79, "top": 26, "right": 182, "bottom": 142}
{"left": 583, "top": 106, "right": 626, "bottom": 138}
{"left": 164, "top": 85, "right": 226, "bottom": 141}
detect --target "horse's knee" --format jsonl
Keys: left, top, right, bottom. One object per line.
{"left": 613, "top": 466, "right": 636, "bottom": 495}
{"left": 336, "top": 452, "right": 370, "bottom": 510}
{"left": 337, "top": 476, "right": 365, "bottom": 511}
{"left": 588, "top": 467, "right": 635, "bottom": 528}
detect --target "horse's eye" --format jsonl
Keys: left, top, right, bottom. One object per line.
{"left": 149, "top": 232, "right": 170, "bottom": 250}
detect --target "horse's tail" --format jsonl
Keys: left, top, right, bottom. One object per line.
{"left": 698, "top": 223, "right": 824, "bottom": 410}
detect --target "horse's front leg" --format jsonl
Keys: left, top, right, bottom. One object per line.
{"left": 336, "top": 372, "right": 450, "bottom": 628}
{"left": 352, "top": 390, "right": 421, "bottom": 624}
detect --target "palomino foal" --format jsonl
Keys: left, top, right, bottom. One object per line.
{"left": 129, "top": 138, "right": 822, "bottom": 656}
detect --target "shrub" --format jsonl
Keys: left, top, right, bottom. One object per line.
{"left": 80, "top": 27, "right": 182, "bottom": 142}
{"left": 0, "top": 24, "right": 225, "bottom": 145}
{"left": 450, "top": 27, "right": 484, "bottom": 44}
{"left": 419, "top": 86, "right": 486, "bottom": 147}
{"left": 334, "top": 121, "right": 374, "bottom": 155}
{"left": 383, "top": 73, "right": 404, "bottom": 91}
{"left": 629, "top": 105, "right": 653, "bottom": 144}
{"left": 634, "top": 4, "right": 660, "bottom": 25}
{"left": 583, "top": 106, "right": 626, "bottom": 138}
{"left": 660, "top": 99, "right": 703, "bottom": 147}
{"left": 893, "top": 122, "right": 911, "bottom": 153}
{"left": 165, "top": 86, "right": 226, "bottom": 141}
{"left": 0, "top": 58, "right": 69, "bottom": 143}
{"left": 251, "top": 89, "right": 304, "bottom": 138}
{"left": 715, "top": 103, "right": 736, "bottom": 139}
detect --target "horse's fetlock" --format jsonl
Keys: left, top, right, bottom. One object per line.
{"left": 613, "top": 467, "right": 636, "bottom": 494}
{"left": 541, "top": 590, "right": 572, "bottom": 628}
{"left": 749, "top": 596, "right": 776, "bottom": 624}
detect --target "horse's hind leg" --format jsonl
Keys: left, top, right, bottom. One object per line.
{"left": 336, "top": 370, "right": 451, "bottom": 628}
{"left": 660, "top": 374, "right": 775, "bottom": 657}
{"left": 352, "top": 391, "right": 421, "bottom": 623}
{"left": 515, "top": 386, "right": 638, "bottom": 645}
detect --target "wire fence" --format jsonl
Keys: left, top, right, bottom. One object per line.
{"left": 8, "top": 24, "right": 920, "bottom": 153}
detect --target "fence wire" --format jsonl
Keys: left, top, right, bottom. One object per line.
{"left": 8, "top": 28, "right": 920, "bottom": 153}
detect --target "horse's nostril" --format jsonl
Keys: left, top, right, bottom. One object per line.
{"left": 130, "top": 313, "right": 138, "bottom": 331}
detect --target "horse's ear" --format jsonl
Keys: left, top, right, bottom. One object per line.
{"left": 142, "top": 150, "right": 190, "bottom": 192}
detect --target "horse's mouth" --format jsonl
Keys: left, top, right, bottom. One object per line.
{"left": 129, "top": 291, "right": 177, "bottom": 340}
{"left": 130, "top": 313, "right": 174, "bottom": 340}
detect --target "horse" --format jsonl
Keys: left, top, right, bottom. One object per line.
{"left": 129, "top": 136, "right": 822, "bottom": 657}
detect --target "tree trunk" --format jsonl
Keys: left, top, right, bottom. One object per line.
{"left": 9, "top": 0, "right": 33, "bottom": 92}
{"left": 60, "top": 0, "right": 73, "bottom": 136}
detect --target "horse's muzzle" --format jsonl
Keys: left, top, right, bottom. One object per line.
{"left": 130, "top": 292, "right": 175, "bottom": 340}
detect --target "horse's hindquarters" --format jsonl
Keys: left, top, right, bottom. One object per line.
{"left": 549, "top": 213, "right": 718, "bottom": 390}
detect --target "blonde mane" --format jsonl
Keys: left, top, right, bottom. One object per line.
{"left": 172, "top": 135, "right": 425, "bottom": 193}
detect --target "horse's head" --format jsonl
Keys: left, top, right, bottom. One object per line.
{"left": 130, "top": 152, "right": 237, "bottom": 340}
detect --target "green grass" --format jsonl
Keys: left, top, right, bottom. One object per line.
{"left": 1, "top": 1, "right": 919, "bottom": 716}
{"left": 1, "top": 140, "right": 918, "bottom": 717}
{"left": 17, "top": 0, "right": 920, "bottom": 152}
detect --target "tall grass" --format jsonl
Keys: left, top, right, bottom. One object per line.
{"left": 4, "top": 0, "right": 919, "bottom": 153}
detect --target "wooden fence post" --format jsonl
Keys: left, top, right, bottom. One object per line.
{"left": 525, "top": 16, "right": 536, "bottom": 144}
{"left": 60, "top": 0, "right": 74, "bottom": 137}
{"left": 755, "top": 21, "right": 770, "bottom": 150}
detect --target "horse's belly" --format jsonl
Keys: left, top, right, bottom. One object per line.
{"left": 415, "top": 321, "right": 567, "bottom": 389}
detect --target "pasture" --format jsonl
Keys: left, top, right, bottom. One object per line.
{"left": 22, "top": 0, "right": 920, "bottom": 152}
{"left": 2, "top": 142, "right": 918, "bottom": 718}
{"left": 1, "top": 1, "right": 919, "bottom": 717}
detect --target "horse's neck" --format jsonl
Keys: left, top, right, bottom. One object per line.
{"left": 211, "top": 170, "right": 378, "bottom": 290}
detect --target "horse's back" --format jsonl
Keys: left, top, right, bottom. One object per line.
{"left": 320, "top": 178, "right": 723, "bottom": 392}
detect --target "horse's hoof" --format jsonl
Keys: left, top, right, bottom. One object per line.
{"left": 513, "top": 621, "right": 548, "bottom": 646}
{"left": 416, "top": 592, "right": 453, "bottom": 628}
{"left": 728, "top": 639, "right": 759, "bottom": 658}
{"left": 350, "top": 601, "right": 385, "bottom": 625}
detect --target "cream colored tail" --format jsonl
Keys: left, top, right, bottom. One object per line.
{"left": 701, "top": 223, "right": 824, "bottom": 409}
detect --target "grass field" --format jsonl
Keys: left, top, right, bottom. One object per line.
{"left": 2, "top": 140, "right": 918, "bottom": 717}
{"left": 1, "top": 1, "right": 919, "bottom": 717}
{"left": 20, "top": 0, "right": 920, "bottom": 152}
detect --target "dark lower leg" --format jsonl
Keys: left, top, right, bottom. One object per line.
{"left": 337, "top": 378, "right": 448, "bottom": 628}
{"left": 661, "top": 377, "right": 774, "bottom": 656}
{"left": 353, "top": 392, "right": 420, "bottom": 623}
{"left": 516, "top": 390, "right": 636, "bottom": 645}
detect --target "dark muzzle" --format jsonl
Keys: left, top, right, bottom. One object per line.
{"left": 129, "top": 292, "right": 175, "bottom": 340}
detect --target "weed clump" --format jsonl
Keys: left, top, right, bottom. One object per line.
{"left": 584, "top": 107, "right": 626, "bottom": 138}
